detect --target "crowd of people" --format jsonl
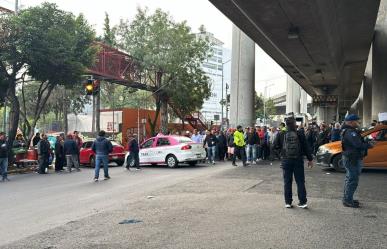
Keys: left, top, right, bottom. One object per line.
{"left": 183, "top": 120, "right": 349, "bottom": 167}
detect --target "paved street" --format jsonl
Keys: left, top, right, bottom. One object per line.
{"left": 1, "top": 161, "right": 387, "bottom": 249}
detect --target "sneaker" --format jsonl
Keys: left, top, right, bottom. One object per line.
{"left": 93, "top": 178, "right": 99, "bottom": 182}
{"left": 135, "top": 168, "right": 141, "bottom": 171}
{"left": 297, "top": 203, "right": 308, "bottom": 209}
{"left": 353, "top": 200, "right": 360, "bottom": 205}
{"left": 2, "top": 177, "right": 10, "bottom": 182}
{"left": 104, "top": 176, "right": 111, "bottom": 180}
{"left": 252, "top": 161, "right": 257, "bottom": 165}
{"left": 76, "top": 169, "right": 81, "bottom": 172}
{"left": 212, "top": 161, "right": 215, "bottom": 165}
{"left": 232, "top": 163, "right": 237, "bottom": 167}
{"left": 343, "top": 201, "right": 359, "bottom": 208}
{"left": 285, "top": 204, "right": 293, "bottom": 208}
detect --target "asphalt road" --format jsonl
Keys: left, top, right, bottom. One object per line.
{"left": 1, "top": 161, "right": 387, "bottom": 249}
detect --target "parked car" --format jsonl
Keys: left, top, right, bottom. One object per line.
{"left": 80, "top": 140, "right": 126, "bottom": 167}
{"left": 125, "top": 135, "right": 207, "bottom": 168}
{"left": 316, "top": 125, "right": 387, "bottom": 172}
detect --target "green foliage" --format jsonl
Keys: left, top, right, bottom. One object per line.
{"left": 115, "top": 8, "right": 212, "bottom": 116}
{"left": 255, "top": 93, "right": 276, "bottom": 119}
{"left": 15, "top": 3, "right": 97, "bottom": 85}
{"left": 0, "top": 2, "right": 97, "bottom": 142}
{"left": 100, "top": 85, "right": 154, "bottom": 109}
{"left": 103, "top": 12, "right": 116, "bottom": 46}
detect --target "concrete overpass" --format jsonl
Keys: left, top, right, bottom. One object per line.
{"left": 209, "top": 0, "right": 385, "bottom": 126}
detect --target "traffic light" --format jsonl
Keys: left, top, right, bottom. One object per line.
{"left": 84, "top": 79, "right": 100, "bottom": 96}
{"left": 85, "top": 79, "right": 94, "bottom": 95}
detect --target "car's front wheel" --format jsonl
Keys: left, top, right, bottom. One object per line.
{"left": 332, "top": 154, "right": 345, "bottom": 172}
{"left": 166, "top": 155, "right": 178, "bottom": 168}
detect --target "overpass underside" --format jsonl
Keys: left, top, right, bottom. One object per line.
{"left": 210, "top": 0, "right": 382, "bottom": 123}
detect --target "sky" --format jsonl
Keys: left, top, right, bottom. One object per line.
{"left": 1, "top": 0, "right": 287, "bottom": 95}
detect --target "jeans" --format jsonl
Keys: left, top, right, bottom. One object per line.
{"left": 127, "top": 152, "right": 140, "bottom": 168}
{"left": 232, "top": 146, "right": 247, "bottom": 165}
{"left": 207, "top": 146, "right": 216, "bottom": 162}
{"left": 66, "top": 154, "right": 80, "bottom": 172}
{"left": 95, "top": 155, "right": 109, "bottom": 179}
{"left": 282, "top": 159, "right": 307, "bottom": 204}
{"left": 343, "top": 155, "right": 363, "bottom": 203}
{"left": 246, "top": 144, "right": 257, "bottom": 162}
{"left": 0, "top": 157, "right": 8, "bottom": 179}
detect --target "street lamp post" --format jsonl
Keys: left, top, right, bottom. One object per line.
{"left": 221, "top": 59, "right": 231, "bottom": 127}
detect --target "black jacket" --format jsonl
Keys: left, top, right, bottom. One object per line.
{"left": 273, "top": 129, "right": 313, "bottom": 161}
{"left": 0, "top": 139, "right": 8, "bottom": 158}
{"left": 37, "top": 140, "right": 50, "bottom": 156}
{"left": 92, "top": 136, "right": 113, "bottom": 156}
{"left": 341, "top": 124, "right": 371, "bottom": 159}
{"left": 246, "top": 132, "right": 260, "bottom": 145}
{"left": 203, "top": 134, "right": 218, "bottom": 148}
{"left": 55, "top": 141, "right": 64, "bottom": 157}
{"left": 217, "top": 134, "right": 227, "bottom": 148}
{"left": 64, "top": 139, "right": 78, "bottom": 155}
{"left": 128, "top": 138, "right": 139, "bottom": 153}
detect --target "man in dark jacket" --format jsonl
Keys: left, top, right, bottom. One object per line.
{"left": 203, "top": 130, "right": 218, "bottom": 165}
{"left": 126, "top": 134, "right": 140, "bottom": 170}
{"left": 341, "top": 114, "right": 374, "bottom": 208}
{"left": 54, "top": 136, "right": 65, "bottom": 172}
{"left": 32, "top": 132, "right": 41, "bottom": 147}
{"left": 274, "top": 117, "right": 313, "bottom": 209}
{"left": 92, "top": 130, "right": 113, "bottom": 181}
{"left": 245, "top": 127, "right": 260, "bottom": 164}
{"left": 37, "top": 134, "right": 51, "bottom": 174}
{"left": 0, "top": 132, "right": 10, "bottom": 181}
{"left": 216, "top": 131, "right": 227, "bottom": 161}
{"left": 64, "top": 134, "right": 80, "bottom": 173}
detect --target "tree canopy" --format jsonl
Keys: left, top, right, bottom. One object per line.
{"left": 0, "top": 2, "right": 97, "bottom": 144}
{"left": 115, "top": 8, "right": 212, "bottom": 133}
{"left": 255, "top": 93, "right": 276, "bottom": 120}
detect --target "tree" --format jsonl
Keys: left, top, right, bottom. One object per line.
{"left": 115, "top": 8, "right": 211, "bottom": 134}
{"left": 255, "top": 92, "right": 276, "bottom": 120}
{"left": 0, "top": 3, "right": 96, "bottom": 147}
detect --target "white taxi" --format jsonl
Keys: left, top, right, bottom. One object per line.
{"left": 125, "top": 135, "right": 206, "bottom": 168}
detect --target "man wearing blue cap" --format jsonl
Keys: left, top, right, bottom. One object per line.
{"left": 341, "top": 114, "right": 375, "bottom": 208}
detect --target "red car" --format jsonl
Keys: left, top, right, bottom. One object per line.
{"left": 79, "top": 140, "right": 126, "bottom": 167}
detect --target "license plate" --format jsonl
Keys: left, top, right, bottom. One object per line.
{"left": 112, "top": 156, "right": 118, "bottom": 159}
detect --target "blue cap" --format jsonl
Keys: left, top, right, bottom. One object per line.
{"left": 344, "top": 114, "right": 360, "bottom": 121}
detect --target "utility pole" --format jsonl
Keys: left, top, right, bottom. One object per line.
{"left": 221, "top": 59, "right": 231, "bottom": 127}
{"left": 15, "top": 0, "right": 19, "bottom": 13}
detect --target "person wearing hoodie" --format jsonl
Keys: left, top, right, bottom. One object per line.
{"left": 64, "top": 133, "right": 80, "bottom": 173}
{"left": 246, "top": 127, "right": 259, "bottom": 164}
{"left": 92, "top": 130, "right": 113, "bottom": 181}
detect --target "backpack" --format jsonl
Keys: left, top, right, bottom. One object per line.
{"left": 282, "top": 131, "right": 301, "bottom": 159}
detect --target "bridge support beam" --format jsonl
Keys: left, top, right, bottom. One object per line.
{"left": 285, "top": 76, "right": 301, "bottom": 114}
{"left": 371, "top": 2, "right": 387, "bottom": 122}
{"left": 230, "top": 25, "right": 255, "bottom": 128}
{"left": 362, "top": 47, "right": 373, "bottom": 126}
{"left": 314, "top": 105, "right": 337, "bottom": 124}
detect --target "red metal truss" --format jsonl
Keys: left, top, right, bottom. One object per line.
{"left": 87, "top": 42, "right": 155, "bottom": 91}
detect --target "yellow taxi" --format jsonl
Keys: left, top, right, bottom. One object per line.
{"left": 316, "top": 125, "right": 387, "bottom": 172}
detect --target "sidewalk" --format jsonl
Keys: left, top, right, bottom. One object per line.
{"left": 3, "top": 161, "right": 387, "bottom": 249}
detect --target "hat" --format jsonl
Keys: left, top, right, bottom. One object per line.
{"left": 344, "top": 114, "right": 360, "bottom": 121}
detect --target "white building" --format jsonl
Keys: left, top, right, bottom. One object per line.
{"left": 196, "top": 31, "right": 231, "bottom": 124}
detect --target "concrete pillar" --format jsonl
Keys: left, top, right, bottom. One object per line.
{"left": 372, "top": 1, "right": 387, "bottom": 121}
{"left": 363, "top": 47, "right": 372, "bottom": 125}
{"left": 314, "top": 105, "right": 337, "bottom": 124}
{"left": 230, "top": 25, "right": 255, "bottom": 128}
{"left": 300, "top": 89, "right": 308, "bottom": 114}
{"left": 285, "top": 76, "right": 301, "bottom": 114}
